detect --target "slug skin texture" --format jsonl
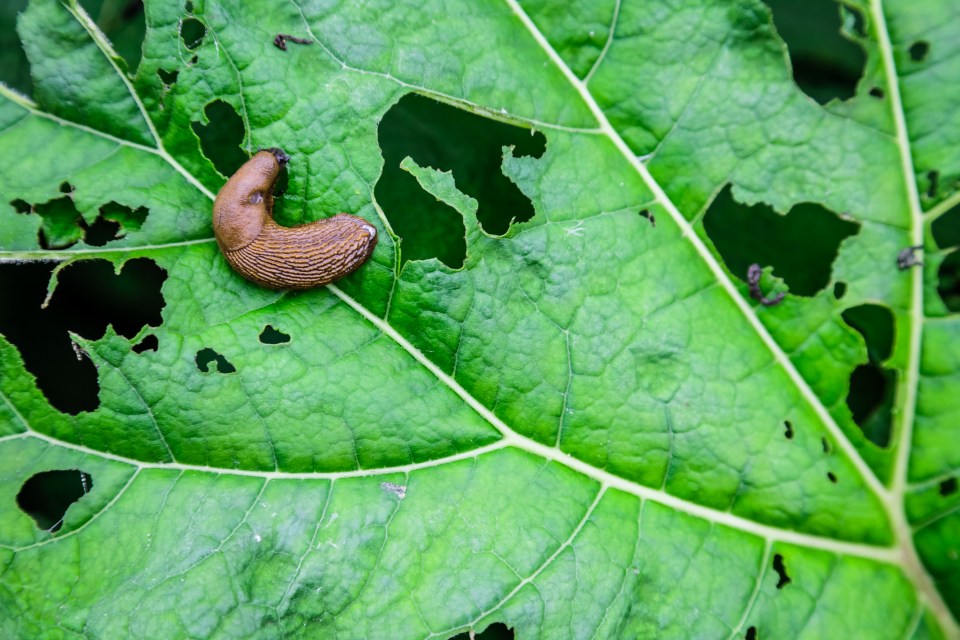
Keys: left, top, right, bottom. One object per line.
{"left": 213, "top": 149, "right": 378, "bottom": 290}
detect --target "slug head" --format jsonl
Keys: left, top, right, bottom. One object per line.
{"left": 213, "top": 149, "right": 288, "bottom": 252}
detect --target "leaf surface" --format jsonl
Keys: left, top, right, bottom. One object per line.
{"left": 1, "top": 0, "right": 959, "bottom": 637}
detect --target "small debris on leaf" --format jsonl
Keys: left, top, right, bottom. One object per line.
{"left": 747, "top": 263, "right": 786, "bottom": 307}
{"left": 896, "top": 245, "right": 923, "bottom": 270}
{"left": 274, "top": 34, "right": 312, "bottom": 51}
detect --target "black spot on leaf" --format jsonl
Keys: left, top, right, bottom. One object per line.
{"left": 833, "top": 281, "right": 846, "bottom": 299}
{"left": 940, "top": 478, "right": 958, "bottom": 497}
{"left": 783, "top": 420, "right": 794, "bottom": 439}
{"left": 773, "top": 553, "right": 791, "bottom": 588}
{"left": 703, "top": 185, "right": 859, "bottom": 297}
{"left": 909, "top": 41, "right": 930, "bottom": 62}
{"left": 16, "top": 469, "right": 92, "bottom": 532}
{"left": 259, "top": 325, "right": 291, "bottom": 344}
{"left": 0, "top": 259, "right": 166, "bottom": 414}
{"left": 196, "top": 348, "right": 236, "bottom": 374}
{"left": 376, "top": 93, "right": 546, "bottom": 268}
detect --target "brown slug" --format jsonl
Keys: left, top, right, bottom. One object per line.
{"left": 212, "top": 148, "right": 378, "bottom": 290}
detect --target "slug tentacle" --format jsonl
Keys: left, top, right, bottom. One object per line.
{"left": 212, "top": 149, "right": 377, "bottom": 290}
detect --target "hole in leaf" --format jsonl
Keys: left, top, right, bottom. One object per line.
{"left": 0, "top": 259, "right": 166, "bottom": 414}
{"left": 762, "top": 0, "right": 866, "bottom": 104}
{"left": 842, "top": 304, "right": 894, "bottom": 361}
{"left": 179, "top": 17, "right": 205, "bottom": 50}
{"left": 10, "top": 199, "right": 31, "bottom": 214}
{"left": 773, "top": 553, "right": 791, "bottom": 588}
{"left": 827, "top": 471, "right": 838, "bottom": 483}
{"left": 841, "top": 304, "right": 895, "bottom": 448}
{"left": 833, "top": 281, "right": 847, "bottom": 299}
{"left": 259, "top": 325, "right": 291, "bottom": 345}
{"left": 938, "top": 251, "right": 960, "bottom": 312}
{"left": 783, "top": 420, "right": 794, "bottom": 439}
{"left": 703, "top": 186, "right": 859, "bottom": 296}
{"left": 0, "top": 0, "right": 33, "bottom": 95}
{"left": 909, "top": 41, "right": 930, "bottom": 62}
{"left": 78, "top": 0, "right": 146, "bottom": 73}
{"left": 927, "top": 170, "right": 940, "bottom": 199}
{"left": 746, "top": 627, "right": 758, "bottom": 640}
{"left": 59, "top": 181, "right": 73, "bottom": 194}
{"left": 869, "top": 87, "right": 885, "bottom": 99}
{"left": 376, "top": 93, "right": 546, "bottom": 267}
{"left": 196, "top": 348, "right": 237, "bottom": 374}
{"left": 821, "top": 437, "right": 831, "bottom": 454}
{"left": 639, "top": 209, "right": 656, "bottom": 226}
{"left": 932, "top": 203, "right": 960, "bottom": 250}
{"left": 448, "top": 623, "right": 514, "bottom": 640}
{"left": 82, "top": 217, "right": 122, "bottom": 246}
{"left": 132, "top": 334, "right": 159, "bottom": 353}
{"left": 157, "top": 68, "right": 179, "bottom": 86}
{"left": 16, "top": 469, "right": 92, "bottom": 532}
{"left": 192, "top": 100, "right": 247, "bottom": 179}
{"left": 940, "top": 478, "right": 958, "bottom": 497}
{"left": 185, "top": 0, "right": 193, "bottom": 12}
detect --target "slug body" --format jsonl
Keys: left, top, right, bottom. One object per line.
{"left": 213, "top": 149, "right": 378, "bottom": 290}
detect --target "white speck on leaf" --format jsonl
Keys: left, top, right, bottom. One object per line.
{"left": 380, "top": 482, "right": 407, "bottom": 499}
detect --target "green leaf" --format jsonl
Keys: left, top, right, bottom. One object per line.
{"left": 1, "top": 0, "right": 959, "bottom": 637}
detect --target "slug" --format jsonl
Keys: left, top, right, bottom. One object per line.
{"left": 213, "top": 148, "right": 377, "bottom": 290}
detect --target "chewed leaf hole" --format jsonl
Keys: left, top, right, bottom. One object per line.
{"left": 192, "top": 99, "right": 247, "bottom": 179}
{"left": 941, "top": 478, "right": 958, "bottom": 497}
{"left": 16, "top": 469, "right": 92, "bottom": 532}
{"left": 927, "top": 170, "right": 940, "bottom": 199}
{"left": 909, "top": 41, "right": 930, "bottom": 62}
{"left": 158, "top": 68, "right": 179, "bottom": 85}
{"left": 639, "top": 209, "right": 656, "bottom": 226}
{"left": 773, "top": 553, "right": 791, "bottom": 589}
{"left": 448, "top": 622, "right": 514, "bottom": 640}
{"left": 938, "top": 252, "right": 960, "bottom": 312}
{"left": 762, "top": 0, "right": 866, "bottom": 104}
{"left": 869, "top": 87, "right": 885, "bottom": 99}
{"left": 833, "top": 281, "right": 847, "bottom": 299}
{"left": 196, "top": 348, "right": 236, "bottom": 374}
{"left": 827, "top": 471, "right": 838, "bottom": 483}
{"left": 0, "top": 259, "right": 166, "bottom": 414}
{"left": 746, "top": 627, "right": 758, "bottom": 640}
{"left": 703, "top": 186, "right": 859, "bottom": 296}
{"left": 842, "top": 304, "right": 895, "bottom": 447}
{"left": 132, "top": 334, "right": 159, "bottom": 353}
{"left": 179, "top": 17, "right": 206, "bottom": 50}
{"left": 376, "top": 93, "right": 546, "bottom": 268}
{"left": 259, "top": 325, "right": 291, "bottom": 344}
{"left": 821, "top": 437, "right": 831, "bottom": 454}
{"left": 783, "top": 420, "right": 794, "bottom": 439}
{"left": 931, "top": 202, "right": 960, "bottom": 250}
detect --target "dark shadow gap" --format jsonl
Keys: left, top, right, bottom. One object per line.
{"left": 259, "top": 325, "right": 291, "bottom": 344}
{"left": 932, "top": 203, "right": 960, "bottom": 250}
{"left": 0, "top": 259, "right": 167, "bottom": 413}
{"left": 192, "top": 99, "right": 247, "bottom": 179}
{"left": 938, "top": 251, "right": 960, "bottom": 313}
{"left": 196, "top": 347, "right": 236, "bottom": 373}
{"left": 376, "top": 93, "right": 546, "bottom": 268}
{"left": 448, "top": 622, "right": 514, "bottom": 640}
{"left": 841, "top": 304, "right": 895, "bottom": 448}
{"left": 703, "top": 185, "right": 859, "bottom": 297}
{"left": 78, "top": 0, "right": 146, "bottom": 73}
{"left": 16, "top": 469, "right": 92, "bottom": 532}
{"left": 762, "top": 0, "right": 866, "bottom": 104}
